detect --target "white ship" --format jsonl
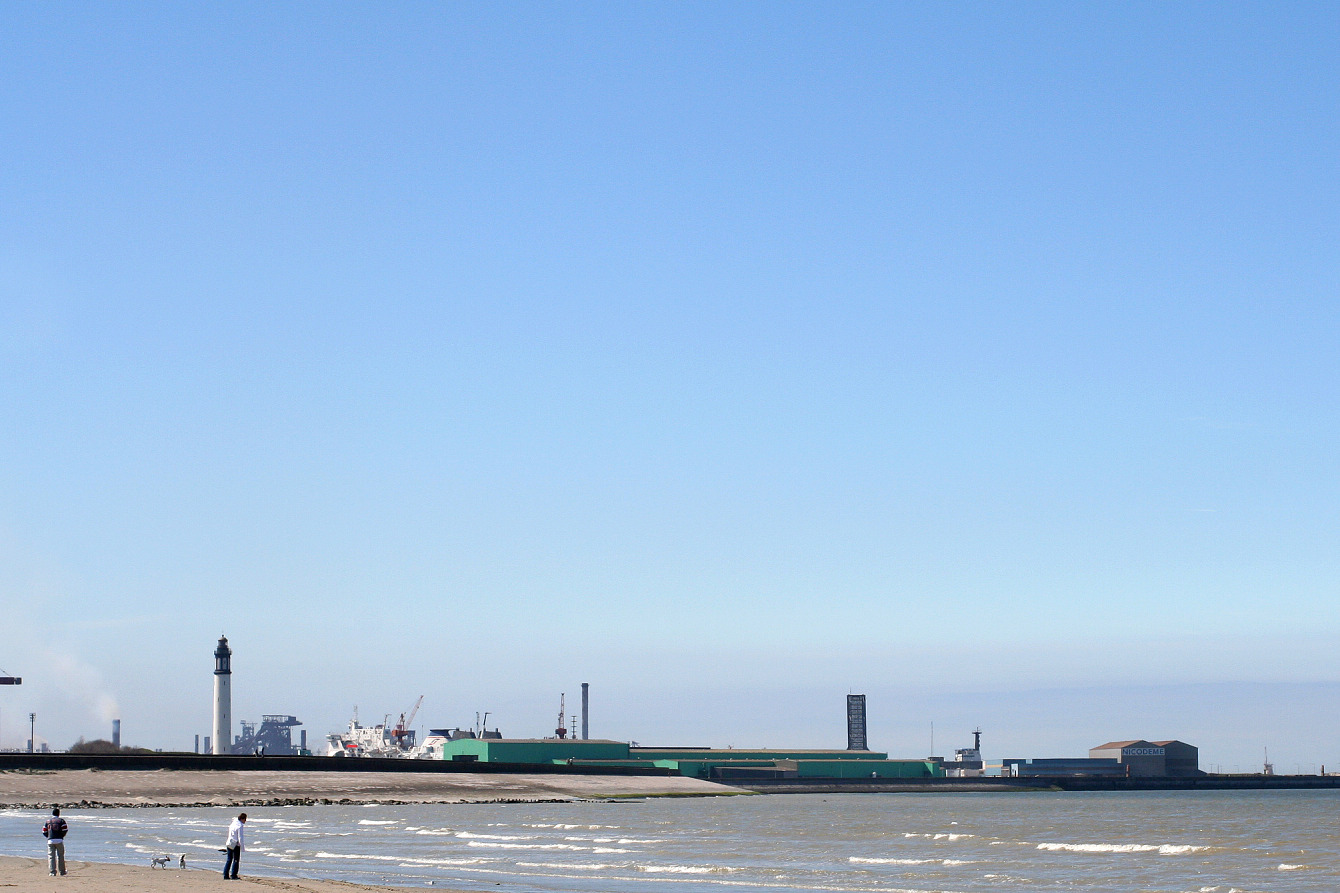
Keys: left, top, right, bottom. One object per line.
{"left": 945, "top": 728, "right": 985, "bottom": 777}
{"left": 326, "top": 700, "right": 421, "bottom": 758}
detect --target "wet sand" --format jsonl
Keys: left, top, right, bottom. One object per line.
{"left": 0, "top": 854, "right": 457, "bottom": 892}
{"left": 0, "top": 768, "right": 736, "bottom": 808}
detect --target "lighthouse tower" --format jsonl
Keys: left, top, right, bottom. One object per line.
{"left": 212, "top": 636, "right": 232, "bottom": 755}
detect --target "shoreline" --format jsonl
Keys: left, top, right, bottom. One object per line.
{"left": 0, "top": 854, "right": 460, "bottom": 892}
{"left": 0, "top": 768, "right": 738, "bottom": 809}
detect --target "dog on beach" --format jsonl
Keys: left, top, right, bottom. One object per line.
{"left": 150, "top": 855, "right": 171, "bottom": 869}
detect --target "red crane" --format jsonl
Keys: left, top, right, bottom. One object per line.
{"left": 392, "top": 695, "right": 423, "bottom": 749}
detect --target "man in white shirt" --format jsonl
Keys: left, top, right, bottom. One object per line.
{"left": 222, "top": 812, "right": 246, "bottom": 879}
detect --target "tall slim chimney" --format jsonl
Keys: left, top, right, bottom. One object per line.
{"left": 581, "top": 682, "right": 589, "bottom": 740}
{"left": 212, "top": 636, "right": 232, "bottom": 755}
{"left": 112, "top": 719, "right": 121, "bottom": 749}
{"left": 195, "top": 734, "right": 200, "bottom": 754}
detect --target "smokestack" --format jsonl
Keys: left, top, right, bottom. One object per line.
{"left": 300, "top": 729, "right": 307, "bottom": 752}
{"left": 195, "top": 734, "right": 200, "bottom": 754}
{"left": 846, "top": 694, "right": 867, "bottom": 751}
{"left": 204, "top": 736, "right": 211, "bottom": 753}
{"left": 581, "top": 682, "right": 589, "bottom": 740}
{"left": 112, "top": 719, "right": 121, "bottom": 749}
{"left": 212, "top": 636, "right": 233, "bottom": 755}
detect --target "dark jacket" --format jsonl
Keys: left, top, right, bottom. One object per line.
{"left": 42, "top": 816, "right": 68, "bottom": 840}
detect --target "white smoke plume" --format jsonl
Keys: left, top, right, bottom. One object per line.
{"left": 43, "top": 651, "right": 121, "bottom": 725}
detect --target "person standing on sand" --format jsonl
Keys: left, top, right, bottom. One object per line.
{"left": 42, "top": 807, "right": 68, "bottom": 876}
{"left": 222, "top": 812, "right": 246, "bottom": 879}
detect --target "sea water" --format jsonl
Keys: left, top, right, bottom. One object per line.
{"left": 3, "top": 790, "right": 1337, "bottom": 892}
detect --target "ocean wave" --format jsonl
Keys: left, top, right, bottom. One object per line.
{"left": 850, "top": 857, "right": 978, "bottom": 866}
{"left": 314, "top": 851, "right": 489, "bottom": 866}
{"left": 466, "top": 841, "right": 585, "bottom": 850}
{"left": 1278, "top": 863, "right": 1308, "bottom": 871}
{"left": 457, "top": 831, "right": 534, "bottom": 840}
{"left": 1036, "top": 842, "right": 1207, "bottom": 855}
{"left": 902, "top": 831, "right": 973, "bottom": 840}
{"left": 357, "top": 820, "right": 397, "bottom": 825}
{"left": 516, "top": 861, "right": 625, "bottom": 871}
{"left": 635, "top": 864, "right": 740, "bottom": 874}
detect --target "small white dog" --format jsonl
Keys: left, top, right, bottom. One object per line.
{"left": 150, "top": 855, "right": 171, "bottom": 869}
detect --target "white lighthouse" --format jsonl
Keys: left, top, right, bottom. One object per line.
{"left": 212, "top": 636, "right": 232, "bottom": 755}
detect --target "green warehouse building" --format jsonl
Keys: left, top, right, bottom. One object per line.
{"left": 429, "top": 736, "right": 942, "bottom": 780}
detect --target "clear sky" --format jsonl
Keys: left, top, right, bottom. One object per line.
{"left": 1, "top": 3, "right": 1337, "bottom": 771}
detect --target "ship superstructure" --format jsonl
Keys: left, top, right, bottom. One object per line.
{"left": 326, "top": 708, "right": 418, "bottom": 758}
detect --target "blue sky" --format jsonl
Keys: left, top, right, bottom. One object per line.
{"left": 1, "top": 3, "right": 1337, "bottom": 770}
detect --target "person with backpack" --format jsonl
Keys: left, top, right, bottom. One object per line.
{"left": 42, "top": 807, "right": 68, "bottom": 876}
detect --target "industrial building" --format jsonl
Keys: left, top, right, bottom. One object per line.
{"left": 1003, "top": 739, "right": 1201, "bottom": 778}
{"left": 429, "top": 737, "right": 943, "bottom": 780}
{"left": 1089, "top": 740, "right": 1201, "bottom": 777}
{"left": 233, "top": 715, "right": 307, "bottom": 755}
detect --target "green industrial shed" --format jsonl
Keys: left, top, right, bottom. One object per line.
{"left": 433, "top": 738, "right": 943, "bottom": 779}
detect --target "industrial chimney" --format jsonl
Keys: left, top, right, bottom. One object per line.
{"left": 846, "top": 694, "right": 867, "bottom": 751}
{"left": 212, "top": 636, "right": 232, "bottom": 755}
{"left": 581, "top": 683, "right": 589, "bottom": 740}
{"left": 112, "top": 719, "right": 121, "bottom": 749}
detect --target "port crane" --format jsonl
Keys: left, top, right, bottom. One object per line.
{"left": 554, "top": 693, "right": 567, "bottom": 738}
{"left": 0, "top": 666, "right": 20, "bottom": 685}
{"left": 392, "top": 695, "right": 423, "bottom": 749}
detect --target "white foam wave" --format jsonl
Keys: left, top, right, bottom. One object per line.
{"left": 516, "top": 862, "right": 624, "bottom": 871}
{"left": 1278, "top": 863, "right": 1307, "bottom": 871}
{"left": 635, "top": 864, "right": 739, "bottom": 874}
{"left": 1037, "top": 842, "right": 1207, "bottom": 855}
{"left": 457, "top": 831, "right": 534, "bottom": 840}
{"left": 357, "top": 820, "right": 397, "bottom": 825}
{"left": 314, "top": 851, "right": 489, "bottom": 867}
{"left": 467, "top": 841, "right": 584, "bottom": 851}
{"left": 850, "top": 857, "right": 978, "bottom": 866}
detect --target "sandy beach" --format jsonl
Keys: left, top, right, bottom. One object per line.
{"left": 0, "top": 854, "right": 457, "bottom": 892}
{"left": 0, "top": 769, "right": 736, "bottom": 808}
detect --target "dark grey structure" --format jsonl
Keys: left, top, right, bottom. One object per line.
{"left": 846, "top": 695, "right": 867, "bottom": 751}
{"left": 1087, "top": 739, "right": 1202, "bottom": 777}
{"left": 1002, "top": 757, "right": 1126, "bottom": 777}
{"left": 233, "top": 715, "right": 304, "bottom": 755}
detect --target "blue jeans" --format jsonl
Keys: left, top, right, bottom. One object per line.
{"left": 223, "top": 846, "right": 240, "bottom": 878}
